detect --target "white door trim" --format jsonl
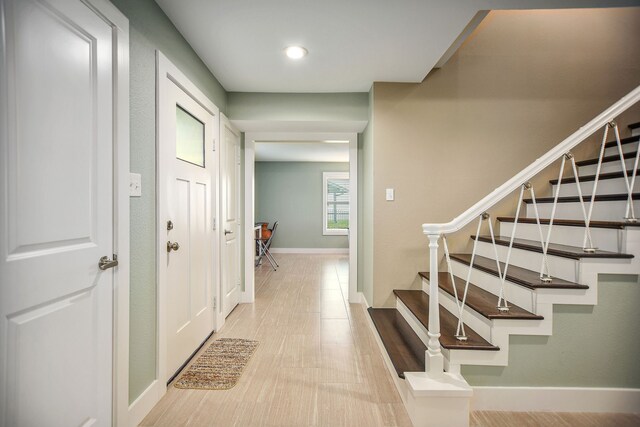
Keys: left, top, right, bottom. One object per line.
{"left": 141, "top": 51, "right": 220, "bottom": 426}
{"left": 220, "top": 113, "right": 242, "bottom": 317}
{"left": 243, "top": 131, "right": 358, "bottom": 303}
{"left": 76, "top": 1, "right": 130, "bottom": 426}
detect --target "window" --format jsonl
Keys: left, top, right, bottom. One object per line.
{"left": 323, "top": 172, "right": 349, "bottom": 235}
{"left": 175, "top": 104, "right": 205, "bottom": 167}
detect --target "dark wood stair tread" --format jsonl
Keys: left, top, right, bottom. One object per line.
{"left": 604, "top": 135, "right": 639, "bottom": 149}
{"left": 523, "top": 193, "right": 640, "bottom": 204}
{"left": 450, "top": 253, "right": 588, "bottom": 290}
{"left": 393, "top": 290, "right": 499, "bottom": 351}
{"left": 419, "top": 272, "right": 543, "bottom": 320}
{"left": 367, "top": 308, "right": 426, "bottom": 378}
{"left": 629, "top": 122, "right": 640, "bottom": 131}
{"left": 497, "top": 216, "right": 640, "bottom": 229}
{"left": 549, "top": 169, "right": 639, "bottom": 185}
{"left": 472, "top": 235, "right": 633, "bottom": 260}
{"left": 576, "top": 151, "right": 637, "bottom": 167}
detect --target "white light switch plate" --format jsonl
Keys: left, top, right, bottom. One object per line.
{"left": 386, "top": 188, "right": 394, "bottom": 201}
{"left": 130, "top": 173, "right": 142, "bottom": 197}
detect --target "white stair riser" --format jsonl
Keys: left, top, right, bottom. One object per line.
{"left": 449, "top": 259, "right": 537, "bottom": 313}
{"left": 603, "top": 140, "right": 638, "bottom": 157}
{"left": 552, "top": 175, "right": 639, "bottom": 197}
{"left": 632, "top": 128, "right": 640, "bottom": 137}
{"left": 525, "top": 199, "right": 640, "bottom": 221}
{"left": 422, "top": 278, "right": 494, "bottom": 342}
{"left": 499, "top": 222, "right": 625, "bottom": 253}
{"left": 579, "top": 157, "right": 636, "bottom": 175}
{"left": 474, "top": 240, "right": 580, "bottom": 283}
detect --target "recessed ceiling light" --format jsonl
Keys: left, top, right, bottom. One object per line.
{"left": 285, "top": 46, "right": 308, "bottom": 60}
{"left": 323, "top": 140, "right": 349, "bottom": 144}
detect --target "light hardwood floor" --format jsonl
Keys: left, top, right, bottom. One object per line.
{"left": 141, "top": 254, "right": 640, "bottom": 427}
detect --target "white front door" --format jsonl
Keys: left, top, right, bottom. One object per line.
{"left": 163, "top": 81, "right": 216, "bottom": 380}
{"left": 221, "top": 115, "right": 241, "bottom": 317}
{"left": 0, "top": 0, "right": 114, "bottom": 425}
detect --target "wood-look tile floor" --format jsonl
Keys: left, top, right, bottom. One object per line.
{"left": 141, "top": 254, "right": 640, "bottom": 427}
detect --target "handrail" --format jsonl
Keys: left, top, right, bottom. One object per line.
{"left": 422, "top": 85, "right": 640, "bottom": 236}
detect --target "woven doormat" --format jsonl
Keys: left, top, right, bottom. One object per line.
{"left": 174, "top": 338, "right": 259, "bottom": 390}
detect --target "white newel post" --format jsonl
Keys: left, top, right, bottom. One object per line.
{"left": 401, "top": 231, "right": 472, "bottom": 427}
{"left": 426, "top": 233, "right": 444, "bottom": 376}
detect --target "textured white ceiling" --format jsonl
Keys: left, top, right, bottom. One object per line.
{"left": 154, "top": 0, "right": 635, "bottom": 93}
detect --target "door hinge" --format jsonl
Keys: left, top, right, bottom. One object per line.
{"left": 213, "top": 297, "right": 217, "bottom": 309}
{"left": 212, "top": 139, "right": 216, "bottom": 151}
{"left": 212, "top": 217, "right": 216, "bottom": 231}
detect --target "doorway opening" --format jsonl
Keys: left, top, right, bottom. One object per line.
{"left": 243, "top": 132, "right": 358, "bottom": 304}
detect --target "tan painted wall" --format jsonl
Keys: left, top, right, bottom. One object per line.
{"left": 371, "top": 8, "right": 640, "bottom": 307}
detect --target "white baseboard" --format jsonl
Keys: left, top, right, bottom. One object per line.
{"left": 128, "top": 379, "right": 164, "bottom": 427}
{"left": 269, "top": 247, "right": 349, "bottom": 254}
{"left": 359, "top": 291, "right": 370, "bottom": 307}
{"left": 240, "top": 290, "right": 254, "bottom": 303}
{"left": 472, "top": 386, "right": 640, "bottom": 413}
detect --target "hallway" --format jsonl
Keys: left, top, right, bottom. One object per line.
{"left": 140, "top": 254, "right": 640, "bottom": 427}
{"left": 141, "top": 254, "right": 412, "bottom": 426}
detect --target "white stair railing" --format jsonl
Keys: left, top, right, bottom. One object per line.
{"left": 421, "top": 85, "right": 640, "bottom": 376}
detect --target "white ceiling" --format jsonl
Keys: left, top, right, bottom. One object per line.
{"left": 154, "top": 0, "right": 634, "bottom": 93}
{"left": 256, "top": 142, "right": 348, "bottom": 162}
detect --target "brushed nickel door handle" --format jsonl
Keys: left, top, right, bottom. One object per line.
{"left": 98, "top": 255, "right": 118, "bottom": 270}
{"left": 167, "top": 241, "right": 180, "bottom": 252}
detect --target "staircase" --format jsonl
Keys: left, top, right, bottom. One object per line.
{"left": 366, "top": 88, "right": 640, "bottom": 426}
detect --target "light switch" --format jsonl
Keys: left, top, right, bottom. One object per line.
{"left": 386, "top": 188, "right": 394, "bottom": 201}
{"left": 130, "top": 173, "right": 142, "bottom": 197}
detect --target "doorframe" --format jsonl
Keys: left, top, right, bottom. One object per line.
{"left": 78, "top": 1, "right": 130, "bottom": 426}
{"left": 220, "top": 114, "right": 242, "bottom": 318}
{"left": 145, "top": 51, "right": 220, "bottom": 424}
{"left": 243, "top": 132, "right": 358, "bottom": 303}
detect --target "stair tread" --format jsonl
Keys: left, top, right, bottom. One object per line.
{"left": 472, "top": 235, "right": 633, "bottom": 260}
{"left": 549, "top": 169, "right": 640, "bottom": 185}
{"left": 450, "top": 253, "right": 589, "bottom": 290}
{"left": 419, "top": 272, "right": 543, "bottom": 320}
{"left": 497, "top": 216, "right": 640, "bottom": 229}
{"left": 393, "top": 290, "right": 499, "bottom": 351}
{"left": 629, "top": 122, "right": 640, "bottom": 130}
{"left": 603, "top": 135, "right": 639, "bottom": 149}
{"left": 576, "top": 150, "right": 637, "bottom": 167}
{"left": 523, "top": 193, "right": 640, "bottom": 204}
{"left": 367, "top": 308, "right": 426, "bottom": 378}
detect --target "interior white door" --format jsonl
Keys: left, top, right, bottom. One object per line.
{"left": 164, "top": 81, "right": 216, "bottom": 380}
{"left": 0, "top": 0, "right": 114, "bottom": 426}
{"left": 221, "top": 116, "right": 241, "bottom": 317}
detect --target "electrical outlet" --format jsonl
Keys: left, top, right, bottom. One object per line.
{"left": 130, "top": 173, "right": 142, "bottom": 197}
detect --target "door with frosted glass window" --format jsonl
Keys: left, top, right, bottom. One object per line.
{"left": 164, "top": 81, "right": 215, "bottom": 380}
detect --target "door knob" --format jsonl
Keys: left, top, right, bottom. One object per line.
{"left": 167, "top": 241, "right": 180, "bottom": 252}
{"left": 98, "top": 255, "right": 118, "bottom": 270}
{"left": 225, "top": 229, "right": 233, "bottom": 235}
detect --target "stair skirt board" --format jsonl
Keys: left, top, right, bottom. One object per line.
{"left": 362, "top": 303, "right": 414, "bottom": 409}
{"left": 471, "top": 386, "right": 640, "bottom": 414}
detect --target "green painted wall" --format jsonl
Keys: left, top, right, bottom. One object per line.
{"left": 109, "top": 0, "right": 227, "bottom": 404}
{"left": 462, "top": 274, "right": 640, "bottom": 387}
{"left": 255, "top": 162, "right": 349, "bottom": 249}
{"left": 360, "top": 87, "right": 374, "bottom": 305}
{"left": 227, "top": 92, "right": 368, "bottom": 122}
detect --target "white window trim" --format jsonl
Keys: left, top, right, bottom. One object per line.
{"left": 323, "top": 171, "right": 349, "bottom": 236}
